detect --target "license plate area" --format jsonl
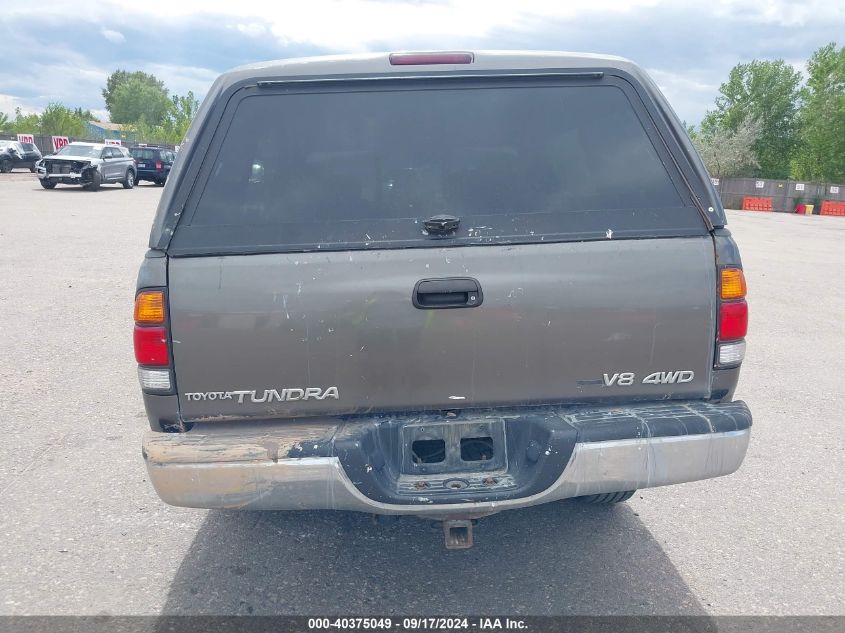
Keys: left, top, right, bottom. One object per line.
{"left": 333, "top": 407, "right": 579, "bottom": 505}
{"left": 401, "top": 419, "right": 507, "bottom": 475}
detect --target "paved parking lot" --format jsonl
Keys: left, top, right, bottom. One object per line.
{"left": 0, "top": 174, "right": 843, "bottom": 615}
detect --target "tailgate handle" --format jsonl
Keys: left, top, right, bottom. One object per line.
{"left": 413, "top": 278, "right": 483, "bottom": 309}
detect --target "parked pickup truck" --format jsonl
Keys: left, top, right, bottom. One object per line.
{"left": 136, "top": 51, "right": 751, "bottom": 549}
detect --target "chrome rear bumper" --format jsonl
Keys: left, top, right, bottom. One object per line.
{"left": 143, "top": 404, "right": 750, "bottom": 518}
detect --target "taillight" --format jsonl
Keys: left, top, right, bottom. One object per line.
{"left": 134, "top": 326, "right": 169, "bottom": 365}
{"left": 389, "top": 52, "right": 474, "bottom": 65}
{"left": 134, "top": 290, "right": 165, "bottom": 324}
{"left": 719, "top": 301, "right": 748, "bottom": 340}
{"left": 155, "top": 160, "right": 162, "bottom": 170}
{"left": 716, "top": 268, "right": 748, "bottom": 367}
{"left": 134, "top": 290, "right": 172, "bottom": 391}
{"left": 720, "top": 268, "right": 747, "bottom": 300}
{"left": 718, "top": 340, "right": 746, "bottom": 367}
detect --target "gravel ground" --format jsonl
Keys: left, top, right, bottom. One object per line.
{"left": 0, "top": 174, "right": 842, "bottom": 615}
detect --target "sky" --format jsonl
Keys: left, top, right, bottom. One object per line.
{"left": 1, "top": 0, "right": 844, "bottom": 126}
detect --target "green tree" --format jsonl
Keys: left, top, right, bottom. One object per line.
{"left": 170, "top": 91, "right": 199, "bottom": 134}
{"left": 110, "top": 77, "right": 172, "bottom": 125}
{"left": 701, "top": 59, "right": 802, "bottom": 179}
{"left": 128, "top": 91, "right": 199, "bottom": 144}
{"left": 791, "top": 43, "right": 845, "bottom": 182}
{"left": 73, "top": 107, "right": 95, "bottom": 121}
{"left": 0, "top": 111, "right": 10, "bottom": 132}
{"left": 692, "top": 117, "right": 762, "bottom": 179}
{"left": 11, "top": 108, "right": 40, "bottom": 134}
{"left": 102, "top": 70, "right": 167, "bottom": 118}
{"left": 38, "top": 102, "right": 86, "bottom": 136}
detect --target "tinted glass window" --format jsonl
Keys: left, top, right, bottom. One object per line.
{"left": 176, "top": 83, "right": 704, "bottom": 253}
{"left": 131, "top": 148, "right": 156, "bottom": 160}
{"left": 56, "top": 144, "right": 101, "bottom": 158}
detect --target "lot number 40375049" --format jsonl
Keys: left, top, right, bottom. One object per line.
{"left": 603, "top": 371, "right": 694, "bottom": 386}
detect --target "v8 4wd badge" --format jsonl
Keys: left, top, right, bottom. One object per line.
{"left": 603, "top": 371, "right": 695, "bottom": 386}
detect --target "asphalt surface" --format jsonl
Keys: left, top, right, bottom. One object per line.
{"left": 0, "top": 173, "right": 843, "bottom": 616}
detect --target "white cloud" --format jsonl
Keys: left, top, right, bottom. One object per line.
{"left": 144, "top": 63, "right": 219, "bottom": 98}
{"left": 245, "top": 0, "right": 660, "bottom": 50}
{"left": 0, "top": 93, "right": 40, "bottom": 116}
{"left": 100, "top": 28, "right": 125, "bottom": 44}
{"left": 646, "top": 68, "right": 722, "bottom": 125}
{"left": 235, "top": 23, "right": 267, "bottom": 37}
{"left": 4, "top": 0, "right": 845, "bottom": 124}
{"left": 4, "top": 0, "right": 662, "bottom": 50}
{"left": 709, "top": 0, "right": 845, "bottom": 26}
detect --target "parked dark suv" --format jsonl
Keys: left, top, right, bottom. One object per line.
{"left": 0, "top": 140, "right": 42, "bottom": 172}
{"left": 136, "top": 52, "right": 751, "bottom": 548}
{"left": 128, "top": 145, "right": 174, "bottom": 185}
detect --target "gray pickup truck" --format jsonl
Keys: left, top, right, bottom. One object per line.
{"left": 136, "top": 51, "right": 751, "bottom": 548}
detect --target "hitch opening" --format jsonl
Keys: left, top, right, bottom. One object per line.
{"left": 412, "top": 439, "right": 446, "bottom": 464}
{"left": 460, "top": 436, "right": 494, "bottom": 461}
{"left": 443, "top": 520, "right": 473, "bottom": 549}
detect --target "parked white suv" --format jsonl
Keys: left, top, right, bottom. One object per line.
{"left": 36, "top": 142, "right": 136, "bottom": 191}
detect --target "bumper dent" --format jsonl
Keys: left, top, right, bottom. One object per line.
{"left": 143, "top": 401, "right": 751, "bottom": 517}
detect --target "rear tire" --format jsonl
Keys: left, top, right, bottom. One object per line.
{"left": 122, "top": 170, "right": 135, "bottom": 189}
{"left": 0, "top": 159, "right": 11, "bottom": 173}
{"left": 88, "top": 171, "right": 101, "bottom": 191}
{"left": 39, "top": 179, "right": 56, "bottom": 189}
{"left": 155, "top": 179, "right": 165, "bottom": 187}
{"left": 577, "top": 490, "right": 636, "bottom": 504}
{"left": 29, "top": 165, "right": 36, "bottom": 173}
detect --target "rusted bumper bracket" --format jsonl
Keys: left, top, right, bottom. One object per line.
{"left": 142, "top": 401, "right": 751, "bottom": 518}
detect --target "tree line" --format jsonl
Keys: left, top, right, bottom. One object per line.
{"left": 690, "top": 42, "right": 845, "bottom": 183}
{"left": 3, "top": 46, "right": 843, "bottom": 176}
{"left": 0, "top": 104, "right": 95, "bottom": 138}
{"left": 0, "top": 70, "right": 198, "bottom": 145}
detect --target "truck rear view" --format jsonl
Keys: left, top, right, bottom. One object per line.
{"left": 136, "top": 52, "right": 751, "bottom": 548}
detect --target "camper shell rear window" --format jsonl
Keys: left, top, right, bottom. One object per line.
{"left": 168, "top": 75, "right": 708, "bottom": 255}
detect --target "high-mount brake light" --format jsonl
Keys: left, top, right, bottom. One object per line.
{"left": 389, "top": 52, "right": 474, "bottom": 66}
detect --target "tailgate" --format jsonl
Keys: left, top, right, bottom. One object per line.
{"left": 169, "top": 237, "right": 716, "bottom": 421}
{"left": 162, "top": 72, "right": 718, "bottom": 421}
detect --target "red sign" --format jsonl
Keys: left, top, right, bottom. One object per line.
{"left": 52, "top": 136, "right": 69, "bottom": 152}
{"left": 17, "top": 134, "right": 35, "bottom": 144}
{"left": 104, "top": 139, "right": 122, "bottom": 146}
